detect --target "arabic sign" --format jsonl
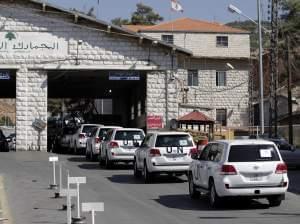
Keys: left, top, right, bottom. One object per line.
{"left": 0, "top": 32, "right": 68, "bottom": 55}
{"left": 0, "top": 70, "right": 10, "bottom": 80}
{"left": 147, "top": 116, "right": 163, "bottom": 129}
{"left": 109, "top": 71, "right": 140, "bottom": 81}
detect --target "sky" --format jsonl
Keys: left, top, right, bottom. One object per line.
{"left": 45, "top": 0, "right": 270, "bottom": 24}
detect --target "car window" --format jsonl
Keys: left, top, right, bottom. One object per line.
{"left": 155, "top": 135, "right": 193, "bottom": 147}
{"left": 82, "top": 125, "right": 99, "bottom": 134}
{"left": 114, "top": 130, "right": 144, "bottom": 141}
{"left": 199, "top": 144, "right": 211, "bottom": 160}
{"left": 98, "top": 128, "right": 111, "bottom": 138}
{"left": 141, "top": 134, "right": 152, "bottom": 147}
{"left": 207, "top": 144, "right": 222, "bottom": 162}
{"left": 104, "top": 130, "right": 114, "bottom": 141}
{"left": 228, "top": 144, "right": 280, "bottom": 162}
{"left": 90, "top": 128, "right": 98, "bottom": 137}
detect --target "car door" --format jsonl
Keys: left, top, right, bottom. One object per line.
{"left": 136, "top": 134, "right": 153, "bottom": 169}
{"left": 194, "top": 144, "right": 211, "bottom": 186}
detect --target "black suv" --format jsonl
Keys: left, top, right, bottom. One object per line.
{"left": 0, "top": 129, "right": 9, "bottom": 152}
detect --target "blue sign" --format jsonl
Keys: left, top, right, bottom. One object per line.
{"left": 109, "top": 71, "right": 140, "bottom": 81}
{"left": 0, "top": 71, "right": 10, "bottom": 80}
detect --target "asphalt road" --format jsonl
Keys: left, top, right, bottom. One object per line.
{"left": 0, "top": 151, "right": 300, "bottom": 224}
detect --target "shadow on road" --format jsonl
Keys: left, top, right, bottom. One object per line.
{"left": 107, "top": 174, "right": 186, "bottom": 184}
{"left": 67, "top": 156, "right": 86, "bottom": 162}
{"left": 78, "top": 163, "right": 102, "bottom": 170}
{"left": 154, "top": 194, "right": 270, "bottom": 211}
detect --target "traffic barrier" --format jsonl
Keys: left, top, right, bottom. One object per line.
{"left": 49, "top": 156, "right": 59, "bottom": 189}
{"left": 82, "top": 202, "right": 104, "bottom": 224}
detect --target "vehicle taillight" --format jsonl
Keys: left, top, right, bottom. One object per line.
{"left": 109, "top": 141, "right": 119, "bottom": 148}
{"left": 189, "top": 148, "right": 198, "bottom": 156}
{"left": 95, "top": 137, "right": 101, "bottom": 144}
{"left": 220, "top": 165, "right": 237, "bottom": 175}
{"left": 79, "top": 133, "right": 85, "bottom": 139}
{"left": 149, "top": 148, "right": 161, "bottom": 157}
{"left": 275, "top": 163, "right": 287, "bottom": 174}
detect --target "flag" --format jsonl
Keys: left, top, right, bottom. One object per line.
{"left": 171, "top": 0, "right": 183, "bottom": 12}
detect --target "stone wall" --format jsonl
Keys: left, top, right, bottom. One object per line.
{"left": 147, "top": 59, "right": 249, "bottom": 128}
{"left": 141, "top": 32, "right": 250, "bottom": 59}
{"left": 16, "top": 68, "right": 47, "bottom": 151}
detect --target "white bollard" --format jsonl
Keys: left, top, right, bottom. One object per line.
{"left": 68, "top": 176, "right": 87, "bottom": 224}
{"left": 49, "top": 156, "right": 58, "bottom": 189}
{"left": 82, "top": 203, "right": 104, "bottom": 224}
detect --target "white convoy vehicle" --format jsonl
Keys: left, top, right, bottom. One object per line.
{"left": 86, "top": 126, "right": 122, "bottom": 161}
{"left": 70, "top": 124, "right": 103, "bottom": 154}
{"left": 188, "top": 140, "right": 289, "bottom": 208}
{"left": 134, "top": 132, "right": 196, "bottom": 183}
{"left": 99, "top": 128, "right": 145, "bottom": 168}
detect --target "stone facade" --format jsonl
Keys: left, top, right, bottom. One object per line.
{"left": 0, "top": 1, "right": 250, "bottom": 151}
{"left": 0, "top": 1, "right": 177, "bottom": 150}
{"left": 140, "top": 32, "right": 250, "bottom": 58}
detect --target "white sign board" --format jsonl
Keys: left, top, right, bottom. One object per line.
{"left": 82, "top": 202, "right": 104, "bottom": 212}
{"left": 49, "top": 156, "right": 58, "bottom": 162}
{"left": 68, "top": 176, "right": 87, "bottom": 184}
{"left": 0, "top": 32, "right": 68, "bottom": 56}
{"left": 60, "top": 188, "right": 77, "bottom": 197}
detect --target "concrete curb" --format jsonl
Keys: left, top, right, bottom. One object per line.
{"left": 0, "top": 176, "right": 13, "bottom": 224}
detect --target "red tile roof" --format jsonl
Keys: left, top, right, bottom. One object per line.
{"left": 124, "top": 18, "right": 248, "bottom": 34}
{"left": 178, "top": 110, "right": 214, "bottom": 122}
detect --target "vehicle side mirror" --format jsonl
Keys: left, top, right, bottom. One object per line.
{"left": 134, "top": 142, "right": 140, "bottom": 147}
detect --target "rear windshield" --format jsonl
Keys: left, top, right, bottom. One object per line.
{"left": 228, "top": 144, "right": 280, "bottom": 162}
{"left": 98, "top": 128, "right": 111, "bottom": 138}
{"left": 114, "top": 131, "right": 144, "bottom": 141}
{"left": 155, "top": 135, "right": 194, "bottom": 147}
{"left": 82, "top": 126, "right": 98, "bottom": 134}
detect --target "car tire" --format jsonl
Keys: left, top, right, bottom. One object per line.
{"left": 268, "top": 195, "right": 282, "bottom": 207}
{"left": 188, "top": 173, "right": 200, "bottom": 199}
{"left": 74, "top": 143, "right": 77, "bottom": 155}
{"left": 133, "top": 159, "right": 142, "bottom": 178}
{"left": 91, "top": 150, "right": 97, "bottom": 162}
{"left": 209, "top": 180, "right": 222, "bottom": 208}
{"left": 143, "top": 163, "right": 153, "bottom": 183}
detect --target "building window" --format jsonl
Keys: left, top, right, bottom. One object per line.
{"left": 162, "top": 35, "right": 174, "bottom": 44}
{"left": 216, "top": 109, "right": 227, "bottom": 126}
{"left": 187, "top": 70, "right": 198, "bottom": 86}
{"left": 216, "top": 36, "right": 228, "bottom": 47}
{"left": 216, "top": 71, "right": 226, "bottom": 86}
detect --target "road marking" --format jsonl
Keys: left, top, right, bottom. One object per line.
{"left": 0, "top": 176, "right": 13, "bottom": 224}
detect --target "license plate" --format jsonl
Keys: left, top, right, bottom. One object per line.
{"left": 249, "top": 175, "right": 262, "bottom": 181}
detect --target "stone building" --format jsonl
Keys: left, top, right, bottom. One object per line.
{"left": 125, "top": 18, "right": 251, "bottom": 128}
{"left": 0, "top": 1, "right": 250, "bottom": 151}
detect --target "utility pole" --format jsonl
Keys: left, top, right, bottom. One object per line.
{"left": 269, "top": 0, "right": 279, "bottom": 137}
{"left": 286, "top": 36, "right": 293, "bottom": 145}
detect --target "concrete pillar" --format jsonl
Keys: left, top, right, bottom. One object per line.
{"left": 16, "top": 68, "right": 47, "bottom": 151}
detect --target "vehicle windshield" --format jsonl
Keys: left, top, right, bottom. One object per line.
{"left": 82, "top": 125, "right": 98, "bottom": 134}
{"left": 228, "top": 144, "right": 280, "bottom": 162}
{"left": 114, "top": 131, "right": 144, "bottom": 141}
{"left": 155, "top": 135, "right": 194, "bottom": 147}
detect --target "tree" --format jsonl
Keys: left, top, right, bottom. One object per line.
{"left": 111, "top": 17, "right": 130, "bottom": 26}
{"left": 111, "top": 3, "right": 163, "bottom": 26}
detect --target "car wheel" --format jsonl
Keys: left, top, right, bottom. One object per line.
{"left": 85, "top": 147, "right": 90, "bottom": 160}
{"left": 268, "top": 195, "right": 282, "bottom": 207}
{"left": 105, "top": 154, "right": 112, "bottom": 169}
{"left": 188, "top": 173, "right": 200, "bottom": 199}
{"left": 133, "top": 159, "right": 142, "bottom": 178}
{"left": 91, "top": 150, "right": 97, "bottom": 162}
{"left": 209, "top": 180, "right": 222, "bottom": 208}
{"left": 143, "top": 162, "right": 153, "bottom": 183}
{"left": 74, "top": 143, "right": 77, "bottom": 154}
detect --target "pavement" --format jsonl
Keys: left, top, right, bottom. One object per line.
{"left": 0, "top": 151, "right": 300, "bottom": 224}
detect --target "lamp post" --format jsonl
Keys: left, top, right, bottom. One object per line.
{"left": 228, "top": 1, "right": 265, "bottom": 134}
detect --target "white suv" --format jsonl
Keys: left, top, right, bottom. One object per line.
{"left": 100, "top": 128, "right": 145, "bottom": 168}
{"left": 188, "top": 140, "right": 288, "bottom": 208}
{"left": 134, "top": 132, "right": 196, "bottom": 183}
